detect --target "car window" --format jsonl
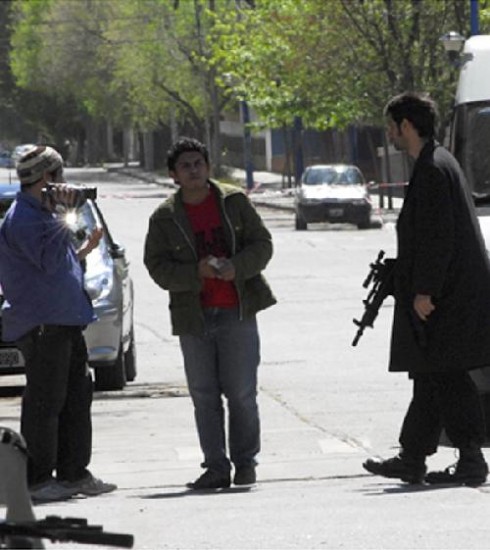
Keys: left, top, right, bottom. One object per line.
{"left": 62, "top": 203, "right": 95, "bottom": 247}
{"left": 304, "top": 169, "right": 337, "bottom": 185}
{"left": 62, "top": 202, "right": 109, "bottom": 251}
{"left": 304, "top": 166, "right": 365, "bottom": 186}
{"left": 342, "top": 168, "right": 365, "bottom": 184}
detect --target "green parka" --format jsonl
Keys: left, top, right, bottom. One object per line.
{"left": 143, "top": 180, "right": 276, "bottom": 335}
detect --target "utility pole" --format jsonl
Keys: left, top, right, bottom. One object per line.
{"left": 470, "top": 0, "right": 479, "bottom": 36}
{"left": 241, "top": 100, "right": 254, "bottom": 191}
{"left": 293, "top": 116, "right": 304, "bottom": 186}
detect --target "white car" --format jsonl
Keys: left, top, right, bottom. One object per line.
{"left": 294, "top": 164, "right": 373, "bottom": 230}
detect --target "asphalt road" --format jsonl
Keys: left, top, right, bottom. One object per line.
{"left": 1, "top": 167, "right": 490, "bottom": 550}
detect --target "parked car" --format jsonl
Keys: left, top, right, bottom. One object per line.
{"left": 0, "top": 151, "right": 15, "bottom": 169}
{"left": 294, "top": 164, "right": 373, "bottom": 230}
{"left": 0, "top": 183, "right": 136, "bottom": 391}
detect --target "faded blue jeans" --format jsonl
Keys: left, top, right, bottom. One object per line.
{"left": 179, "top": 307, "right": 260, "bottom": 474}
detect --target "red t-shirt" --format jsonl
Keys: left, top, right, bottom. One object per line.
{"left": 184, "top": 189, "right": 239, "bottom": 308}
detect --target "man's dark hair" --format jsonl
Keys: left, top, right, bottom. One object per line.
{"left": 167, "top": 137, "right": 210, "bottom": 172}
{"left": 384, "top": 92, "right": 439, "bottom": 139}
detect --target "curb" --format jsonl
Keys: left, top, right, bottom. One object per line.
{"left": 109, "top": 166, "right": 400, "bottom": 222}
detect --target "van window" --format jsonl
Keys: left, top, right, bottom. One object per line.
{"left": 453, "top": 102, "right": 490, "bottom": 197}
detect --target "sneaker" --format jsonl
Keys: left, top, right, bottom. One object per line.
{"left": 30, "top": 479, "right": 78, "bottom": 503}
{"left": 363, "top": 453, "right": 427, "bottom": 484}
{"left": 60, "top": 473, "right": 117, "bottom": 496}
{"left": 186, "top": 469, "right": 231, "bottom": 490}
{"left": 234, "top": 465, "right": 256, "bottom": 486}
{"left": 426, "top": 453, "right": 488, "bottom": 487}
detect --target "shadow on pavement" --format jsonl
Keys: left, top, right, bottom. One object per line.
{"left": 142, "top": 486, "right": 256, "bottom": 499}
{"left": 0, "top": 385, "right": 24, "bottom": 398}
{"left": 360, "top": 480, "right": 489, "bottom": 495}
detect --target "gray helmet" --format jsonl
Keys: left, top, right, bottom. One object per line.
{"left": 16, "top": 145, "right": 64, "bottom": 186}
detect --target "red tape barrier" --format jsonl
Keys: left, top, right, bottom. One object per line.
{"left": 370, "top": 182, "right": 408, "bottom": 189}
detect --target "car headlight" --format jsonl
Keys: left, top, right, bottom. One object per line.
{"left": 84, "top": 266, "right": 113, "bottom": 301}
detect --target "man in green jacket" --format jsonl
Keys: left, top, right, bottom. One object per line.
{"left": 144, "top": 137, "right": 276, "bottom": 489}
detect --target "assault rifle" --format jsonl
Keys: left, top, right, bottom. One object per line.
{"left": 352, "top": 250, "right": 395, "bottom": 346}
{"left": 0, "top": 516, "right": 134, "bottom": 549}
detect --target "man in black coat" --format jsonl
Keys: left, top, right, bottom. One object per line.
{"left": 363, "top": 92, "right": 490, "bottom": 486}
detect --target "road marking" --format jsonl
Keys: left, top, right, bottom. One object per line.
{"left": 318, "top": 437, "right": 359, "bottom": 454}
{"left": 175, "top": 446, "right": 202, "bottom": 461}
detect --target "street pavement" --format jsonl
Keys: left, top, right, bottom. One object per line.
{"left": 3, "top": 166, "right": 490, "bottom": 550}
{"left": 107, "top": 164, "right": 404, "bottom": 222}
{"left": 3, "top": 376, "right": 485, "bottom": 550}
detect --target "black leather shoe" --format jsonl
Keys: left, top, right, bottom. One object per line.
{"left": 186, "top": 469, "right": 231, "bottom": 490}
{"left": 234, "top": 465, "right": 256, "bottom": 486}
{"left": 363, "top": 454, "right": 427, "bottom": 484}
{"left": 426, "top": 455, "right": 488, "bottom": 487}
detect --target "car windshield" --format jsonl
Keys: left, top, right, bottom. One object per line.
{"left": 304, "top": 167, "right": 364, "bottom": 185}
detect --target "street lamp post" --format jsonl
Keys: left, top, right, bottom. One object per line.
{"left": 439, "top": 31, "right": 466, "bottom": 66}
{"left": 440, "top": 0, "right": 479, "bottom": 63}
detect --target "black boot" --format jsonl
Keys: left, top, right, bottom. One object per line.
{"left": 363, "top": 450, "right": 427, "bottom": 484}
{"left": 425, "top": 446, "right": 488, "bottom": 487}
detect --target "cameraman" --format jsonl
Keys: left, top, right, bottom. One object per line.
{"left": 0, "top": 146, "right": 116, "bottom": 503}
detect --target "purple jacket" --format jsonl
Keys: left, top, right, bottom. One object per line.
{"left": 0, "top": 192, "right": 95, "bottom": 341}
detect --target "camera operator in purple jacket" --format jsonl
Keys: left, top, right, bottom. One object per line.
{"left": 0, "top": 146, "right": 116, "bottom": 503}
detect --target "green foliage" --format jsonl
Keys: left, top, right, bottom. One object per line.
{"left": 5, "top": 0, "right": 483, "bottom": 146}
{"left": 480, "top": 0, "right": 490, "bottom": 32}
{"left": 211, "top": 0, "right": 470, "bottom": 132}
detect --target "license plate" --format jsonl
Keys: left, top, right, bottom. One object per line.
{"left": 0, "top": 348, "right": 25, "bottom": 367}
{"left": 329, "top": 208, "right": 344, "bottom": 217}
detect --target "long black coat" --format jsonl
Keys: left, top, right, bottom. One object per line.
{"left": 389, "top": 140, "right": 490, "bottom": 373}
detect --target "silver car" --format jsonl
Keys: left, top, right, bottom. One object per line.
{"left": 294, "top": 164, "right": 372, "bottom": 230}
{"left": 0, "top": 183, "right": 136, "bottom": 391}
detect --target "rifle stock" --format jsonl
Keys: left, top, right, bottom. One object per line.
{"left": 352, "top": 250, "right": 395, "bottom": 346}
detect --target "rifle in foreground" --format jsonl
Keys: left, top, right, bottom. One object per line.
{"left": 352, "top": 250, "right": 395, "bottom": 346}
{"left": 0, "top": 516, "right": 134, "bottom": 549}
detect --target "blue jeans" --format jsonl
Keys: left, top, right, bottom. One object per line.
{"left": 179, "top": 308, "right": 260, "bottom": 474}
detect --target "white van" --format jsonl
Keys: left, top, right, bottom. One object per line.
{"left": 451, "top": 35, "right": 490, "bottom": 205}
{"left": 451, "top": 34, "right": 490, "bottom": 395}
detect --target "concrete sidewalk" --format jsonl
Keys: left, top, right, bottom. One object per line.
{"left": 1, "top": 381, "right": 479, "bottom": 550}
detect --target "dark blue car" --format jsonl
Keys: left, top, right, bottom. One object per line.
{"left": 0, "top": 151, "right": 15, "bottom": 169}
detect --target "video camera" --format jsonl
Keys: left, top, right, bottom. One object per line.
{"left": 42, "top": 184, "right": 98, "bottom": 209}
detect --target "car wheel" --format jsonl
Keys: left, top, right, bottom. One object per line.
{"left": 295, "top": 213, "right": 307, "bottom": 230}
{"left": 357, "top": 219, "right": 371, "bottom": 230}
{"left": 370, "top": 218, "right": 383, "bottom": 229}
{"left": 124, "top": 327, "right": 137, "bottom": 382}
{"left": 94, "top": 344, "right": 126, "bottom": 391}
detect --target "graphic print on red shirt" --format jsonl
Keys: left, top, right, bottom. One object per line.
{"left": 184, "top": 189, "right": 238, "bottom": 308}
